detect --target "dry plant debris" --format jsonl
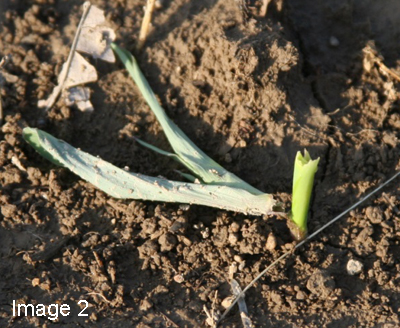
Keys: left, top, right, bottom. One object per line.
{"left": 363, "top": 42, "right": 400, "bottom": 83}
{"left": 138, "top": 0, "right": 157, "bottom": 50}
{"left": 38, "top": 1, "right": 115, "bottom": 112}
{"left": 0, "top": 55, "right": 12, "bottom": 124}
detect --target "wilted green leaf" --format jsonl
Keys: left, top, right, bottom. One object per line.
{"left": 111, "top": 43, "right": 263, "bottom": 195}
{"left": 23, "top": 127, "right": 276, "bottom": 215}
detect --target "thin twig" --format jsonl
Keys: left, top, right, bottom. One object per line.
{"left": 43, "top": 1, "right": 92, "bottom": 111}
{"left": 376, "top": 61, "right": 400, "bottom": 83}
{"left": 86, "top": 292, "right": 111, "bottom": 303}
{"left": 159, "top": 310, "right": 180, "bottom": 328}
{"left": 231, "top": 280, "right": 253, "bottom": 328}
{"left": 138, "top": 0, "right": 156, "bottom": 50}
{"left": 217, "top": 169, "right": 400, "bottom": 325}
{"left": 363, "top": 44, "right": 400, "bottom": 83}
{"left": 0, "top": 55, "right": 10, "bottom": 125}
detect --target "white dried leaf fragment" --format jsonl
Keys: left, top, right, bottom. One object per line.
{"left": 63, "top": 52, "right": 97, "bottom": 88}
{"left": 38, "top": 84, "right": 62, "bottom": 109}
{"left": 39, "top": 52, "right": 97, "bottom": 109}
{"left": 64, "top": 86, "right": 93, "bottom": 112}
{"left": 38, "top": 2, "right": 116, "bottom": 110}
{"left": 76, "top": 5, "right": 116, "bottom": 62}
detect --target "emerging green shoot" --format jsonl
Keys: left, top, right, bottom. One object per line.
{"left": 289, "top": 150, "right": 320, "bottom": 241}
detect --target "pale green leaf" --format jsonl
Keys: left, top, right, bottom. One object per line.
{"left": 23, "top": 127, "right": 276, "bottom": 215}
{"left": 110, "top": 43, "right": 263, "bottom": 195}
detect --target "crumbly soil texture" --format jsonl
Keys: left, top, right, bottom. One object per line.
{"left": 1, "top": 0, "right": 400, "bottom": 327}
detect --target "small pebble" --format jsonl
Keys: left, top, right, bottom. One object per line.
{"left": 329, "top": 36, "right": 340, "bottom": 47}
{"left": 173, "top": 274, "right": 185, "bottom": 283}
{"left": 228, "top": 233, "right": 239, "bottom": 245}
{"left": 182, "top": 236, "right": 192, "bottom": 246}
{"left": 179, "top": 204, "right": 190, "bottom": 211}
{"left": 265, "top": 233, "right": 277, "bottom": 250}
{"left": 32, "top": 278, "right": 40, "bottom": 287}
{"left": 200, "top": 227, "right": 210, "bottom": 239}
{"left": 296, "top": 291, "right": 306, "bottom": 300}
{"left": 221, "top": 296, "right": 235, "bottom": 309}
{"left": 230, "top": 222, "right": 240, "bottom": 233}
{"left": 139, "top": 298, "right": 153, "bottom": 311}
{"left": 347, "top": 259, "right": 363, "bottom": 275}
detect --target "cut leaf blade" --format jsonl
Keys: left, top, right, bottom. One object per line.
{"left": 23, "top": 127, "right": 276, "bottom": 215}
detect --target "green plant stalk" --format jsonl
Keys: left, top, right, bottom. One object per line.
{"left": 110, "top": 43, "right": 263, "bottom": 195}
{"left": 289, "top": 150, "right": 320, "bottom": 241}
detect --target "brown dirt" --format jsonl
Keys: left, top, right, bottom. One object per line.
{"left": 1, "top": 0, "right": 400, "bottom": 327}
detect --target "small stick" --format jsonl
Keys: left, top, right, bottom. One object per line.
{"left": 137, "top": 0, "right": 156, "bottom": 50}
{"left": 363, "top": 44, "right": 400, "bottom": 83}
{"left": 86, "top": 292, "right": 111, "bottom": 303}
{"left": 0, "top": 55, "right": 10, "bottom": 125}
{"left": 231, "top": 280, "right": 253, "bottom": 328}
{"left": 217, "top": 169, "right": 400, "bottom": 325}
{"left": 376, "top": 61, "right": 400, "bottom": 83}
{"left": 158, "top": 310, "right": 179, "bottom": 328}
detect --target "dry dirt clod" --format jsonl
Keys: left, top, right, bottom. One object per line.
{"left": 306, "top": 270, "right": 336, "bottom": 299}
{"left": 365, "top": 206, "right": 383, "bottom": 224}
{"left": 138, "top": 239, "right": 159, "bottom": 259}
{"left": 228, "top": 233, "right": 239, "bottom": 245}
{"left": 265, "top": 233, "right": 277, "bottom": 250}
{"left": 158, "top": 232, "right": 178, "bottom": 252}
{"left": 1, "top": 204, "right": 17, "bottom": 218}
{"left": 139, "top": 298, "right": 153, "bottom": 311}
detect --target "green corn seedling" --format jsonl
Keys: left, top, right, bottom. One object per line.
{"left": 109, "top": 43, "right": 263, "bottom": 195}
{"left": 23, "top": 44, "right": 320, "bottom": 240}
{"left": 288, "top": 150, "right": 320, "bottom": 240}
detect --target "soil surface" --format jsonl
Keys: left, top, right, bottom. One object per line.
{"left": 1, "top": 0, "right": 400, "bottom": 327}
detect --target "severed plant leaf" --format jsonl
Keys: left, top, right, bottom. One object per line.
{"left": 23, "top": 127, "right": 276, "bottom": 215}
{"left": 111, "top": 43, "right": 264, "bottom": 195}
